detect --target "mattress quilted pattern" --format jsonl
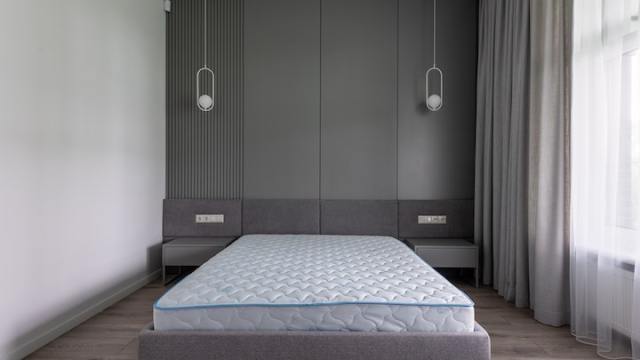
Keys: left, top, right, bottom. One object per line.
{"left": 154, "top": 235, "right": 474, "bottom": 332}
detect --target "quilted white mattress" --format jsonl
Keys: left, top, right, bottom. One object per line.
{"left": 154, "top": 234, "right": 475, "bottom": 332}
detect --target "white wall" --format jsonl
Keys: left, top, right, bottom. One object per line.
{"left": 0, "top": 1, "right": 166, "bottom": 358}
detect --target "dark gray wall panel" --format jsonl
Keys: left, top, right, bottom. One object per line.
{"left": 398, "top": 199, "right": 473, "bottom": 239}
{"left": 397, "top": 0, "right": 478, "bottom": 200}
{"left": 166, "top": 0, "right": 478, "bottom": 202}
{"left": 167, "top": 0, "right": 243, "bottom": 199}
{"left": 243, "top": 0, "right": 320, "bottom": 199}
{"left": 320, "top": 0, "right": 398, "bottom": 200}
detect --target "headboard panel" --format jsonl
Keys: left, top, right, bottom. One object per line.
{"left": 163, "top": 199, "right": 242, "bottom": 238}
{"left": 320, "top": 200, "right": 398, "bottom": 237}
{"left": 162, "top": 199, "right": 472, "bottom": 240}
{"left": 398, "top": 199, "right": 473, "bottom": 239}
{"left": 242, "top": 199, "right": 320, "bottom": 234}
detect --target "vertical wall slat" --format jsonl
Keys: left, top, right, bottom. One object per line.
{"left": 167, "top": 0, "right": 243, "bottom": 199}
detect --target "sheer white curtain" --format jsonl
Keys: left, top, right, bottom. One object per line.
{"left": 571, "top": 0, "right": 640, "bottom": 358}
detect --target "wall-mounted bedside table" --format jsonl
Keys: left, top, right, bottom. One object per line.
{"left": 407, "top": 238, "right": 479, "bottom": 288}
{"left": 162, "top": 237, "right": 235, "bottom": 284}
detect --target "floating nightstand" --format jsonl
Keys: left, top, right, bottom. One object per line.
{"left": 162, "top": 237, "right": 235, "bottom": 284}
{"left": 407, "top": 238, "right": 479, "bottom": 288}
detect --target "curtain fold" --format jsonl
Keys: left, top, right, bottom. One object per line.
{"left": 475, "top": 0, "right": 531, "bottom": 305}
{"left": 475, "top": 0, "right": 530, "bottom": 304}
{"left": 475, "top": 0, "right": 571, "bottom": 326}
{"left": 528, "top": 0, "right": 572, "bottom": 327}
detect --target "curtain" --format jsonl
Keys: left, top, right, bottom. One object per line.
{"left": 571, "top": 0, "right": 640, "bottom": 358}
{"left": 475, "top": 0, "right": 571, "bottom": 326}
{"left": 475, "top": 0, "right": 530, "bottom": 304}
{"left": 528, "top": 0, "right": 572, "bottom": 327}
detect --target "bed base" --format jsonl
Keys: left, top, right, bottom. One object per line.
{"left": 138, "top": 322, "right": 491, "bottom": 360}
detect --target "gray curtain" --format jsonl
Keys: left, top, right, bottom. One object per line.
{"left": 475, "top": 0, "right": 530, "bottom": 303}
{"left": 527, "top": 0, "right": 571, "bottom": 326}
{"left": 475, "top": 0, "right": 570, "bottom": 326}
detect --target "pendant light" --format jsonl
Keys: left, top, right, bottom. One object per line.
{"left": 425, "top": 0, "right": 443, "bottom": 111}
{"left": 197, "top": 0, "right": 214, "bottom": 111}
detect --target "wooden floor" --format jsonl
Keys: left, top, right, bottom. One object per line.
{"left": 26, "top": 280, "right": 599, "bottom": 360}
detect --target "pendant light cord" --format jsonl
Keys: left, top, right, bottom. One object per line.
{"left": 203, "top": 0, "right": 207, "bottom": 67}
{"left": 432, "top": 0, "right": 436, "bottom": 66}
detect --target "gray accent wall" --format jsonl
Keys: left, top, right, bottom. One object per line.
{"left": 167, "top": 0, "right": 243, "bottom": 199}
{"left": 167, "top": 0, "right": 478, "bottom": 201}
{"left": 398, "top": 0, "right": 478, "bottom": 199}
{"left": 320, "top": 0, "right": 398, "bottom": 200}
{"left": 243, "top": 0, "right": 321, "bottom": 199}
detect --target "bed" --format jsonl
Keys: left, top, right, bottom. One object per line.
{"left": 139, "top": 199, "right": 490, "bottom": 360}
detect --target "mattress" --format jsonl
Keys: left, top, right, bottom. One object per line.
{"left": 154, "top": 234, "right": 475, "bottom": 332}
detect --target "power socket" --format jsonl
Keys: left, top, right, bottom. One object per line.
{"left": 418, "top": 215, "right": 447, "bottom": 225}
{"left": 195, "top": 214, "right": 224, "bottom": 224}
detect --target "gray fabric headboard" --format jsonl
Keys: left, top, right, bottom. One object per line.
{"left": 398, "top": 200, "right": 473, "bottom": 238}
{"left": 320, "top": 200, "right": 398, "bottom": 237}
{"left": 242, "top": 199, "right": 320, "bottom": 234}
{"left": 163, "top": 199, "right": 242, "bottom": 238}
{"left": 162, "top": 199, "right": 472, "bottom": 240}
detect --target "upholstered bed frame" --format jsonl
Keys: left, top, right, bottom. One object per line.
{"left": 140, "top": 199, "right": 490, "bottom": 360}
{"left": 139, "top": 323, "right": 490, "bottom": 360}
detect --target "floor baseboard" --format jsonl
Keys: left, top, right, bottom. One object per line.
{"left": 9, "top": 269, "right": 161, "bottom": 360}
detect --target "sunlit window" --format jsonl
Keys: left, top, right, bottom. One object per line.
{"left": 617, "top": 46, "right": 640, "bottom": 229}
{"left": 573, "top": 0, "right": 640, "bottom": 260}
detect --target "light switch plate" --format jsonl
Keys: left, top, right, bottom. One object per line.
{"left": 418, "top": 215, "right": 447, "bottom": 225}
{"left": 195, "top": 214, "right": 224, "bottom": 224}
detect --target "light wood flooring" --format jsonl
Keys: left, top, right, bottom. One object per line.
{"left": 26, "top": 281, "right": 599, "bottom": 360}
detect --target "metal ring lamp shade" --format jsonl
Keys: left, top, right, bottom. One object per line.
{"left": 426, "top": 66, "right": 443, "bottom": 111}
{"left": 197, "top": 66, "right": 215, "bottom": 111}
{"left": 426, "top": 0, "right": 443, "bottom": 111}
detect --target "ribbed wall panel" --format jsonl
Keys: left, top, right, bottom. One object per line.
{"left": 167, "top": 0, "right": 243, "bottom": 199}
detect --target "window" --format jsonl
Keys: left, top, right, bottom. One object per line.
{"left": 616, "top": 37, "right": 640, "bottom": 230}
{"left": 572, "top": 0, "right": 640, "bottom": 260}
